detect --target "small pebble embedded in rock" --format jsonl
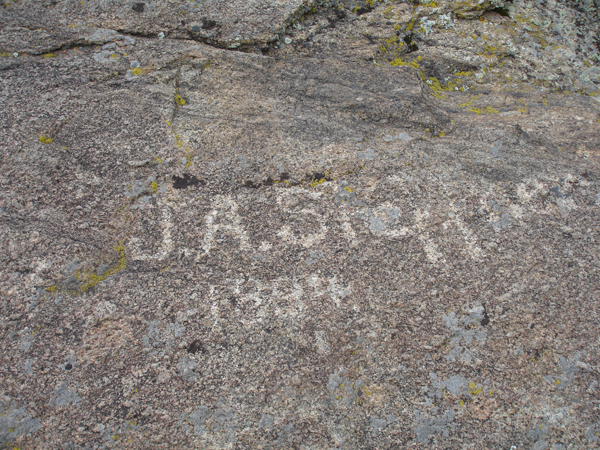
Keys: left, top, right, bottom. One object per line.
{"left": 187, "top": 340, "right": 204, "bottom": 354}
{"left": 172, "top": 173, "right": 204, "bottom": 189}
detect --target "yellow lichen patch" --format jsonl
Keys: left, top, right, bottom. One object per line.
{"left": 426, "top": 86, "right": 446, "bottom": 99}
{"left": 457, "top": 95, "right": 480, "bottom": 109}
{"left": 151, "top": 181, "right": 158, "bottom": 193}
{"left": 309, "top": 178, "right": 327, "bottom": 188}
{"left": 466, "top": 107, "right": 483, "bottom": 114}
{"left": 43, "top": 53, "right": 57, "bottom": 58}
{"left": 74, "top": 244, "right": 127, "bottom": 293}
{"left": 344, "top": 186, "right": 354, "bottom": 192}
{"left": 468, "top": 381, "right": 483, "bottom": 395}
{"left": 459, "top": 400, "right": 465, "bottom": 407}
{"left": 542, "top": 97, "right": 548, "bottom": 106}
{"left": 174, "top": 134, "right": 182, "bottom": 147}
{"left": 174, "top": 95, "right": 186, "bottom": 106}
{"left": 45, "top": 286, "right": 57, "bottom": 292}
{"left": 390, "top": 57, "right": 419, "bottom": 69}
{"left": 517, "top": 101, "right": 529, "bottom": 114}
{"left": 422, "top": 76, "right": 458, "bottom": 99}
{"left": 131, "top": 67, "right": 142, "bottom": 76}
{"left": 39, "top": 136, "right": 53, "bottom": 144}
{"left": 555, "top": 379, "right": 561, "bottom": 385}
{"left": 165, "top": 111, "right": 194, "bottom": 167}
{"left": 460, "top": 99, "right": 499, "bottom": 115}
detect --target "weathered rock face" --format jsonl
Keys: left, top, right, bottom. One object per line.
{"left": 0, "top": 0, "right": 311, "bottom": 50}
{"left": 1, "top": 0, "right": 600, "bottom": 448}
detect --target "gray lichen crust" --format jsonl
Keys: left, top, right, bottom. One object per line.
{"left": 1, "top": 0, "right": 600, "bottom": 448}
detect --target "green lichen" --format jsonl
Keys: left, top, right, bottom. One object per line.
{"left": 455, "top": 95, "right": 501, "bottom": 114}
{"left": 165, "top": 117, "right": 194, "bottom": 167}
{"left": 516, "top": 100, "right": 529, "bottom": 114}
{"left": 73, "top": 244, "right": 127, "bottom": 293}
{"left": 421, "top": 75, "right": 465, "bottom": 99}
{"left": 390, "top": 57, "right": 419, "bottom": 69}
{"left": 468, "top": 381, "right": 483, "bottom": 395}
{"left": 466, "top": 107, "right": 483, "bottom": 114}
{"left": 39, "top": 136, "right": 53, "bottom": 144}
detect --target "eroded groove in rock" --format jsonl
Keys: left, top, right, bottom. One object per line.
{"left": 0, "top": 0, "right": 330, "bottom": 53}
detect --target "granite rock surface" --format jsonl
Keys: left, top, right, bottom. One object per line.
{"left": 1, "top": 0, "right": 600, "bottom": 448}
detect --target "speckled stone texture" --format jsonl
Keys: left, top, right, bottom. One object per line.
{"left": 1, "top": 0, "right": 600, "bottom": 449}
